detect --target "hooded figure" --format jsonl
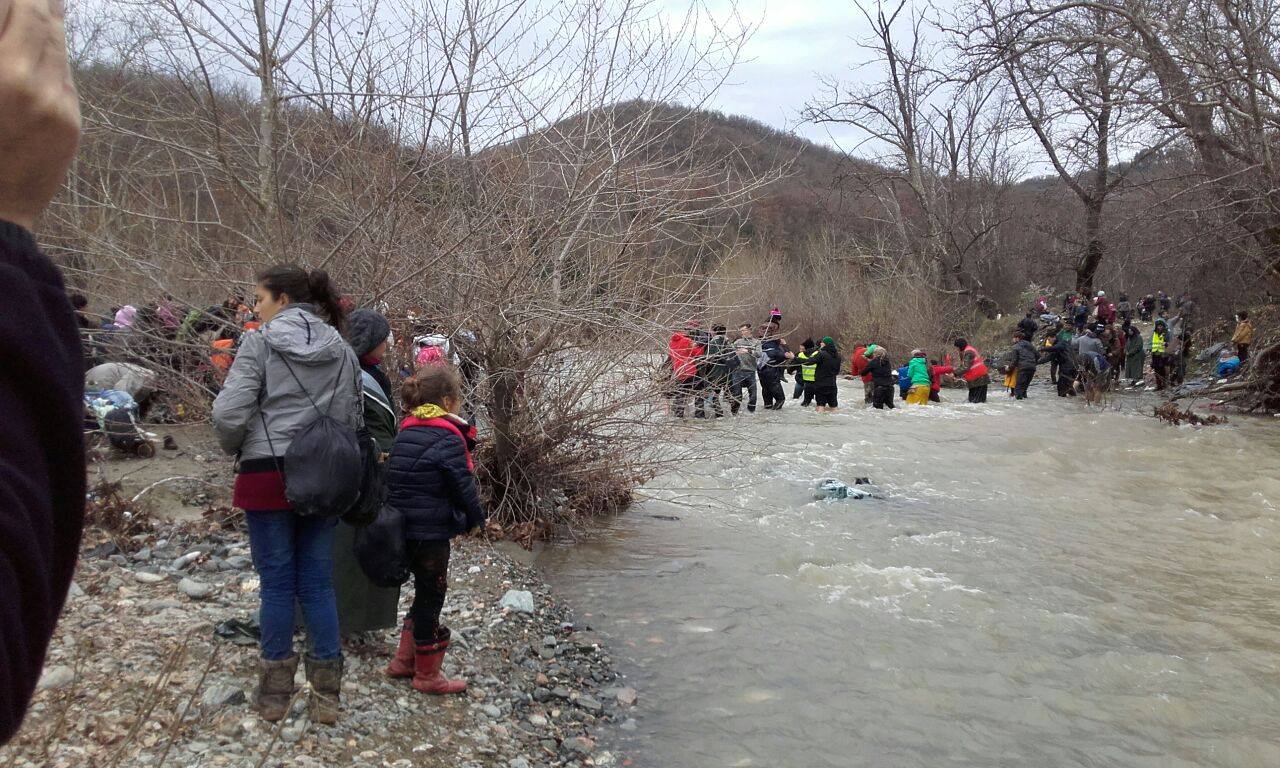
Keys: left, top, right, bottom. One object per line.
{"left": 905, "top": 349, "right": 931, "bottom": 404}
{"left": 1123, "top": 322, "right": 1145, "bottom": 382}
{"left": 336, "top": 308, "right": 401, "bottom": 636}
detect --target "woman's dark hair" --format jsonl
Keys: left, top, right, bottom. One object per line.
{"left": 256, "top": 264, "right": 346, "bottom": 330}
{"left": 1239, "top": 310, "right": 1249, "bottom": 320}
{"left": 953, "top": 338, "right": 967, "bottom": 349}
{"left": 70, "top": 292, "right": 88, "bottom": 310}
{"left": 401, "top": 364, "right": 462, "bottom": 411}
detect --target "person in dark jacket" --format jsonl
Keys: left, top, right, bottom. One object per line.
{"left": 334, "top": 309, "right": 401, "bottom": 640}
{"left": 866, "top": 347, "right": 897, "bottom": 409}
{"left": 383, "top": 365, "right": 485, "bottom": 695}
{"left": 1017, "top": 311, "right": 1039, "bottom": 341}
{"left": 697, "top": 324, "right": 733, "bottom": 418}
{"left": 1038, "top": 336, "right": 1078, "bottom": 397}
{"left": 758, "top": 329, "right": 792, "bottom": 411}
{"left": 793, "top": 338, "right": 817, "bottom": 404}
{"left": 1005, "top": 331, "right": 1039, "bottom": 400}
{"left": 810, "top": 336, "right": 842, "bottom": 412}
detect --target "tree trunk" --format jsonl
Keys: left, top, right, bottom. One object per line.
{"left": 1076, "top": 199, "right": 1104, "bottom": 296}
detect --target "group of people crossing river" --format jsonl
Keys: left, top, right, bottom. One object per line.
{"left": 665, "top": 290, "right": 1256, "bottom": 415}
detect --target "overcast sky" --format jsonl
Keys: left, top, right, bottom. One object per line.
{"left": 682, "top": 0, "right": 879, "bottom": 149}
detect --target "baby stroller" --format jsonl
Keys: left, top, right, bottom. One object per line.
{"left": 85, "top": 390, "right": 156, "bottom": 458}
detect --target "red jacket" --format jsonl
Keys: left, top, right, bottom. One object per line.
{"left": 668, "top": 332, "right": 703, "bottom": 382}
{"left": 929, "top": 364, "right": 954, "bottom": 393}
{"left": 850, "top": 346, "right": 871, "bottom": 381}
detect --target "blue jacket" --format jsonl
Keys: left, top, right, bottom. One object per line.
{"left": 385, "top": 420, "right": 486, "bottom": 540}
{"left": 897, "top": 365, "right": 911, "bottom": 397}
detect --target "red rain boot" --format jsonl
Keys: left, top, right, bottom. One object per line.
{"left": 385, "top": 620, "right": 415, "bottom": 679}
{"left": 412, "top": 627, "right": 467, "bottom": 695}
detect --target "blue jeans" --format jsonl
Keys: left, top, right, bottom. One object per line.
{"left": 246, "top": 510, "right": 341, "bottom": 661}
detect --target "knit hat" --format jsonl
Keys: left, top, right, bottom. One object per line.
{"left": 346, "top": 308, "right": 391, "bottom": 359}
{"left": 866, "top": 343, "right": 878, "bottom": 354}
{"left": 822, "top": 336, "right": 836, "bottom": 347}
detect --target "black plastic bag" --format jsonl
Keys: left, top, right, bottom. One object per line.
{"left": 341, "top": 429, "right": 384, "bottom": 527}
{"left": 354, "top": 504, "right": 410, "bottom": 587}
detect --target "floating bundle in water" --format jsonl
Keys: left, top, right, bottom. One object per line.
{"left": 814, "top": 478, "right": 879, "bottom": 501}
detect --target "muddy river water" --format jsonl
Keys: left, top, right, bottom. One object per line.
{"left": 536, "top": 378, "right": 1280, "bottom": 767}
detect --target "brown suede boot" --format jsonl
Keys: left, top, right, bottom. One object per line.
{"left": 304, "top": 655, "right": 343, "bottom": 725}
{"left": 253, "top": 655, "right": 298, "bottom": 722}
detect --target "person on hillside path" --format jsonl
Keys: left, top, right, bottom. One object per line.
{"left": 1117, "top": 294, "right": 1133, "bottom": 323}
{"left": 729, "top": 323, "right": 761, "bottom": 414}
{"left": 1017, "top": 311, "right": 1039, "bottom": 341}
{"left": 905, "top": 349, "right": 932, "bottom": 405}
{"left": 951, "top": 338, "right": 990, "bottom": 403}
{"left": 382, "top": 365, "right": 485, "bottom": 696}
{"left": 212, "top": 265, "right": 362, "bottom": 725}
{"left": 1158, "top": 291, "right": 1171, "bottom": 316}
{"left": 1123, "top": 322, "right": 1146, "bottom": 383}
{"left": 1139, "top": 295, "right": 1155, "bottom": 322}
{"left": 1006, "top": 330, "right": 1039, "bottom": 400}
{"left": 665, "top": 321, "right": 703, "bottom": 419}
{"left": 810, "top": 336, "right": 842, "bottom": 412}
{"left": 1232, "top": 311, "right": 1255, "bottom": 363}
{"left": 866, "top": 346, "right": 897, "bottom": 410}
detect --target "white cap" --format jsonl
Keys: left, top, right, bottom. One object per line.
{"left": 1097, "top": 291, "right": 1105, "bottom": 297}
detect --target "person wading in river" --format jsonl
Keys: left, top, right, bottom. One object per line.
{"left": 951, "top": 339, "right": 990, "bottom": 403}
{"left": 809, "top": 336, "right": 842, "bottom": 413}
{"left": 905, "top": 349, "right": 931, "bottom": 405}
{"left": 866, "top": 346, "right": 897, "bottom": 410}
{"left": 1005, "top": 331, "right": 1039, "bottom": 400}
{"left": 794, "top": 339, "right": 818, "bottom": 406}
{"left": 729, "top": 324, "right": 761, "bottom": 414}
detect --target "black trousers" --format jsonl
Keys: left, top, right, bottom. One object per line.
{"left": 801, "top": 381, "right": 816, "bottom": 406}
{"left": 814, "top": 385, "right": 838, "bottom": 408}
{"left": 760, "top": 372, "right": 786, "bottom": 410}
{"left": 407, "top": 540, "right": 450, "bottom": 644}
{"left": 967, "top": 385, "right": 987, "bottom": 403}
{"left": 1056, "top": 374, "right": 1075, "bottom": 397}
{"left": 1014, "top": 368, "right": 1034, "bottom": 399}
{"left": 872, "top": 384, "right": 896, "bottom": 409}
{"left": 1238, "top": 343, "right": 1250, "bottom": 363}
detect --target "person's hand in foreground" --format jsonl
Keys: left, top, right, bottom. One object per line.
{"left": 0, "top": 0, "right": 81, "bottom": 229}
{"left": 0, "top": 0, "right": 84, "bottom": 745}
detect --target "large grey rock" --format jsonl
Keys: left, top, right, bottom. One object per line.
{"left": 498, "top": 590, "right": 534, "bottom": 614}
{"left": 134, "top": 571, "right": 166, "bottom": 584}
{"left": 200, "top": 684, "right": 246, "bottom": 714}
{"left": 38, "top": 665, "right": 75, "bottom": 691}
{"left": 178, "top": 577, "right": 214, "bottom": 599}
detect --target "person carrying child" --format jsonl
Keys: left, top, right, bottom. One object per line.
{"left": 384, "top": 365, "right": 486, "bottom": 695}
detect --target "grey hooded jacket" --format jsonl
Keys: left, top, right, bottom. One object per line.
{"left": 213, "top": 305, "right": 362, "bottom": 461}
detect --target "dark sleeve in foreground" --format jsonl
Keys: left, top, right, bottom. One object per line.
{"left": 433, "top": 434, "right": 486, "bottom": 532}
{"left": 0, "top": 220, "right": 86, "bottom": 743}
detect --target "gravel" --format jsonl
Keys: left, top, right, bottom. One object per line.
{"left": 9, "top": 517, "right": 638, "bottom": 768}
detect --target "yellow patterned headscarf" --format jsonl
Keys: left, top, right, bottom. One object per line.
{"left": 409, "top": 404, "right": 448, "bottom": 420}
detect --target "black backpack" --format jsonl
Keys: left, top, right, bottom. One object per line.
{"left": 263, "top": 353, "right": 363, "bottom": 518}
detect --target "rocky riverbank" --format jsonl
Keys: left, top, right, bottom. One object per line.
{"left": 0, "top": 512, "right": 637, "bottom": 768}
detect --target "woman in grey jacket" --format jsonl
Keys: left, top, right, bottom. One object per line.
{"left": 212, "top": 265, "right": 362, "bottom": 726}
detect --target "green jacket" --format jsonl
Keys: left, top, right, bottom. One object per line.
{"left": 797, "top": 350, "right": 818, "bottom": 382}
{"left": 360, "top": 370, "right": 398, "bottom": 452}
{"left": 907, "top": 356, "right": 931, "bottom": 387}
